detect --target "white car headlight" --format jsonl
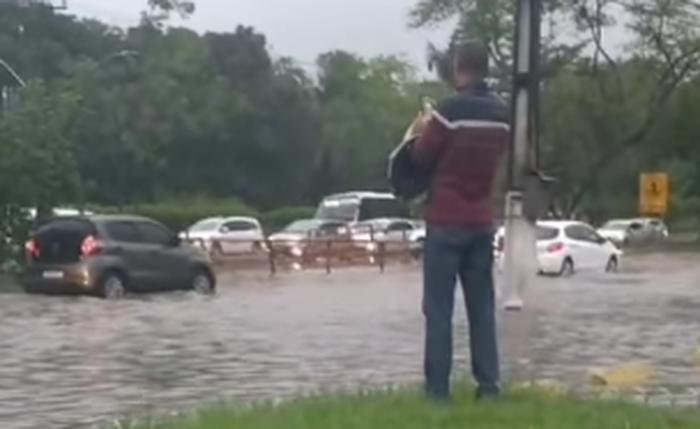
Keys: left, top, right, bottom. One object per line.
{"left": 290, "top": 246, "right": 303, "bottom": 257}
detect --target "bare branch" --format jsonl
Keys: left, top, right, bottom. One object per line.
{"left": 408, "top": 0, "right": 469, "bottom": 29}
{"left": 574, "top": 0, "right": 624, "bottom": 101}
{"left": 566, "top": 46, "right": 700, "bottom": 211}
{"left": 484, "top": 40, "right": 509, "bottom": 75}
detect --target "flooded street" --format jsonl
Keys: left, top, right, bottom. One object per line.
{"left": 0, "top": 253, "right": 698, "bottom": 428}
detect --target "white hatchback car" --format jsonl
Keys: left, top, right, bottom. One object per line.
{"left": 495, "top": 220, "right": 623, "bottom": 276}
{"left": 180, "top": 216, "right": 265, "bottom": 255}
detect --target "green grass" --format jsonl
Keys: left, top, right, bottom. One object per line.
{"left": 119, "top": 385, "right": 700, "bottom": 429}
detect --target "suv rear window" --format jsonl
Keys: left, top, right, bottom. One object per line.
{"left": 30, "top": 218, "right": 95, "bottom": 263}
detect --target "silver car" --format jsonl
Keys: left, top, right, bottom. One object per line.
{"left": 597, "top": 217, "right": 668, "bottom": 245}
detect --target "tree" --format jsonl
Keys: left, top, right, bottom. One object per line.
{"left": 313, "top": 51, "right": 432, "bottom": 198}
{"left": 410, "top": 0, "right": 700, "bottom": 217}
{"left": 142, "top": 0, "right": 196, "bottom": 28}
{"left": 554, "top": 0, "right": 700, "bottom": 215}
{"left": 412, "top": 0, "right": 585, "bottom": 89}
{"left": 0, "top": 79, "right": 82, "bottom": 238}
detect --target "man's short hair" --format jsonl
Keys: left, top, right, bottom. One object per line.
{"left": 453, "top": 41, "right": 489, "bottom": 78}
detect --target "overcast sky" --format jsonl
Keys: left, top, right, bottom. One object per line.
{"left": 63, "top": 0, "right": 628, "bottom": 74}
{"left": 66, "top": 0, "right": 452, "bottom": 72}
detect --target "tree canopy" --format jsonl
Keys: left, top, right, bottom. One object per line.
{"left": 412, "top": 0, "right": 700, "bottom": 222}
{"left": 0, "top": 2, "right": 440, "bottom": 213}
{"left": 1, "top": 0, "right": 700, "bottom": 230}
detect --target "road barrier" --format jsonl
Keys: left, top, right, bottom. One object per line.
{"left": 183, "top": 228, "right": 421, "bottom": 274}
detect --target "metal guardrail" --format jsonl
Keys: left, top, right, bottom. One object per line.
{"left": 184, "top": 231, "right": 420, "bottom": 274}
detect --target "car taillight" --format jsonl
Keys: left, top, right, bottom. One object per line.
{"left": 546, "top": 242, "right": 564, "bottom": 253}
{"left": 25, "top": 239, "right": 39, "bottom": 257}
{"left": 80, "top": 235, "right": 102, "bottom": 256}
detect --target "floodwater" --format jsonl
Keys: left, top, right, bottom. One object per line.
{"left": 0, "top": 253, "right": 698, "bottom": 428}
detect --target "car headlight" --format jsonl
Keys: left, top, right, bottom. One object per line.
{"left": 366, "top": 242, "right": 377, "bottom": 251}
{"left": 290, "top": 246, "right": 303, "bottom": 257}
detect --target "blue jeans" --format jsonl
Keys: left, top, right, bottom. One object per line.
{"left": 422, "top": 225, "right": 500, "bottom": 398}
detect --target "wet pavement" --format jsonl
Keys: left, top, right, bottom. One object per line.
{"left": 0, "top": 252, "right": 698, "bottom": 428}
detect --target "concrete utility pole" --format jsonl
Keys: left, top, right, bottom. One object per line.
{"left": 501, "top": 0, "right": 550, "bottom": 311}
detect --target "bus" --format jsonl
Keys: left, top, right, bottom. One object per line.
{"left": 314, "top": 191, "right": 409, "bottom": 223}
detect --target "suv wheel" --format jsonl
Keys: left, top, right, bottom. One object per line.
{"left": 97, "top": 272, "right": 126, "bottom": 299}
{"left": 192, "top": 268, "right": 215, "bottom": 295}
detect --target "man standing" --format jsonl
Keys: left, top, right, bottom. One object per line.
{"left": 410, "top": 41, "right": 510, "bottom": 400}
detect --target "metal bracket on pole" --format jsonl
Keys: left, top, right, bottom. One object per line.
{"left": 0, "top": 59, "right": 27, "bottom": 88}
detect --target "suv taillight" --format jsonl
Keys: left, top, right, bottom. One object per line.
{"left": 80, "top": 235, "right": 102, "bottom": 256}
{"left": 25, "top": 239, "right": 39, "bottom": 257}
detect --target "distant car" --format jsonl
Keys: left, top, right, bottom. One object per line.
{"left": 267, "top": 219, "right": 352, "bottom": 261}
{"left": 407, "top": 220, "right": 426, "bottom": 257}
{"left": 351, "top": 217, "right": 416, "bottom": 241}
{"left": 597, "top": 217, "right": 668, "bottom": 245}
{"left": 180, "top": 216, "right": 265, "bottom": 255}
{"left": 314, "top": 191, "right": 410, "bottom": 223}
{"left": 495, "top": 220, "right": 622, "bottom": 276}
{"left": 596, "top": 219, "right": 633, "bottom": 244}
{"left": 407, "top": 219, "right": 426, "bottom": 241}
{"left": 350, "top": 217, "right": 417, "bottom": 258}
{"left": 20, "top": 215, "right": 216, "bottom": 298}
{"left": 349, "top": 218, "right": 425, "bottom": 259}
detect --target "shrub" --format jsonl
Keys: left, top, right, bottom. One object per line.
{"left": 89, "top": 200, "right": 316, "bottom": 232}
{"left": 91, "top": 198, "right": 256, "bottom": 232}
{"left": 260, "top": 206, "right": 316, "bottom": 231}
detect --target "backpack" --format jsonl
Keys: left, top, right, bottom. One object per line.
{"left": 387, "top": 136, "right": 432, "bottom": 201}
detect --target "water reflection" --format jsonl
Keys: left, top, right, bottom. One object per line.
{"left": 0, "top": 258, "right": 696, "bottom": 428}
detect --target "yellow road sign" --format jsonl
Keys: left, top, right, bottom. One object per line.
{"left": 639, "top": 172, "right": 668, "bottom": 215}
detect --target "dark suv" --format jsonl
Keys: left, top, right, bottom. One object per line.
{"left": 19, "top": 215, "right": 216, "bottom": 299}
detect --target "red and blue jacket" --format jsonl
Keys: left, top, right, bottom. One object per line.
{"left": 411, "top": 81, "right": 510, "bottom": 226}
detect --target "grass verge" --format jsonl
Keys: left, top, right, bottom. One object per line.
{"left": 120, "top": 385, "right": 700, "bottom": 429}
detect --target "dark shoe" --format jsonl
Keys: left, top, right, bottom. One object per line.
{"left": 475, "top": 387, "right": 500, "bottom": 401}
{"left": 425, "top": 384, "right": 450, "bottom": 403}
{"left": 426, "top": 392, "right": 451, "bottom": 404}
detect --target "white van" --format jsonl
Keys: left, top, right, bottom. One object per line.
{"left": 314, "top": 191, "right": 409, "bottom": 223}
